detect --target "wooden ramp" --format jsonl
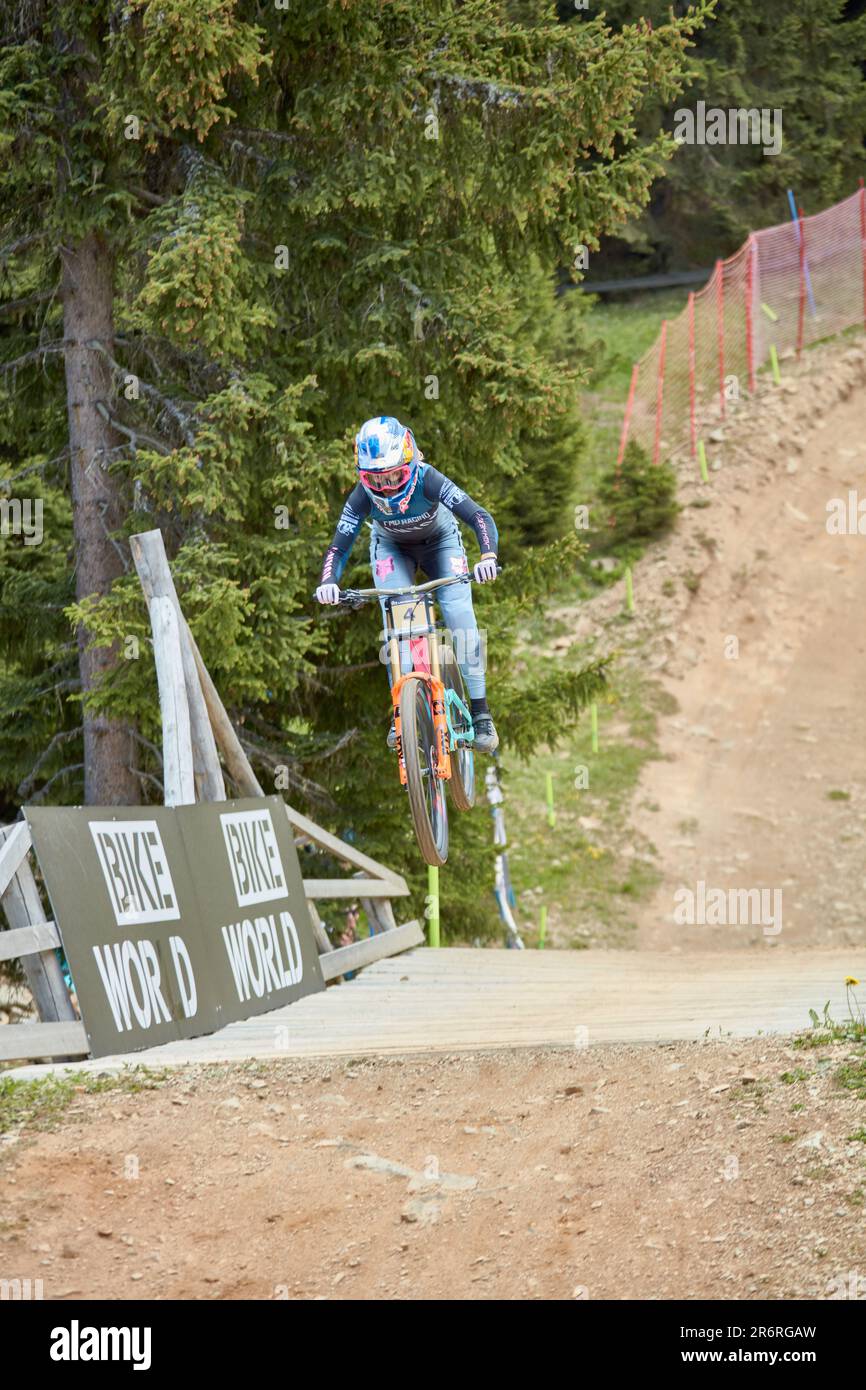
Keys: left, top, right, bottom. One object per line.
{"left": 6, "top": 946, "right": 862, "bottom": 1079}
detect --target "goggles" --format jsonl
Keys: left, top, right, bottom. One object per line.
{"left": 358, "top": 464, "right": 412, "bottom": 494}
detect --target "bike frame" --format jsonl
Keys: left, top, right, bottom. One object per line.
{"left": 339, "top": 575, "right": 475, "bottom": 787}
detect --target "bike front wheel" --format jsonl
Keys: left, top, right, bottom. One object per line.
{"left": 399, "top": 675, "right": 449, "bottom": 866}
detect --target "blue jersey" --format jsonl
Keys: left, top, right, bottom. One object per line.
{"left": 319, "top": 463, "right": 498, "bottom": 584}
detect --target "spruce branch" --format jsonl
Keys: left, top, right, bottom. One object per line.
{"left": 93, "top": 400, "right": 173, "bottom": 456}
{"left": 238, "top": 735, "right": 338, "bottom": 810}
{"left": 0, "top": 290, "right": 55, "bottom": 316}
{"left": 26, "top": 763, "right": 85, "bottom": 805}
{"left": 88, "top": 339, "right": 197, "bottom": 446}
{"left": 0, "top": 448, "right": 69, "bottom": 486}
{"left": 17, "top": 727, "right": 82, "bottom": 799}
{"left": 0, "top": 232, "right": 45, "bottom": 260}
{"left": 1, "top": 341, "right": 65, "bottom": 373}
{"left": 130, "top": 187, "right": 169, "bottom": 207}
{"left": 129, "top": 767, "right": 165, "bottom": 798}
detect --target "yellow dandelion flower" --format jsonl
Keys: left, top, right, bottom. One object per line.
{"left": 845, "top": 976, "right": 860, "bottom": 987}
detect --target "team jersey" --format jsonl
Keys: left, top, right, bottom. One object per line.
{"left": 319, "top": 464, "right": 498, "bottom": 584}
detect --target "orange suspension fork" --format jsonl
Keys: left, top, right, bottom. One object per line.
{"left": 392, "top": 672, "right": 451, "bottom": 786}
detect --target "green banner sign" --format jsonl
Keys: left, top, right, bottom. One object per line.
{"left": 26, "top": 797, "right": 324, "bottom": 1058}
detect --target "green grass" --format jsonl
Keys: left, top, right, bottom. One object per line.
{"left": 787, "top": 1005, "right": 866, "bottom": 1106}
{"left": 583, "top": 290, "right": 692, "bottom": 402}
{"left": 780, "top": 1068, "right": 810, "bottom": 1085}
{"left": 0, "top": 1068, "right": 167, "bottom": 1138}
{"left": 728, "top": 1081, "right": 769, "bottom": 1108}
{"left": 577, "top": 289, "right": 691, "bottom": 501}
{"left": 794, "top": 1004, "right": 866, "bottom": 1050}
{"left": 502, "top": 662, "right": 671, "bottom": 947}
{"left": 486, "top": 291, "right": 696, "bottom": 947}
{"left": 794, "top": 1032, "right": 836, "bottom": 1050}
{"left": 836, "top": 1059, "right": 866, "bottom": 1101}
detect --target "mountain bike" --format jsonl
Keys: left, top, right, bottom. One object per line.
{"left": 339, "top": 574, "right": 481, "bottom": 866}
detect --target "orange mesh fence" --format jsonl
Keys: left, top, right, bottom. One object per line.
{"left": 617, "top": 187, "right": 866, "bottom": 466}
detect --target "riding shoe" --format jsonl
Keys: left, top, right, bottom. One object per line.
{"left": 473, "top": 714, "right": 499, "bottom": 754}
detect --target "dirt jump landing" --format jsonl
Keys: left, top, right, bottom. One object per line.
{"left": 8, "top": 946, "right": 861, "bottom": 1079}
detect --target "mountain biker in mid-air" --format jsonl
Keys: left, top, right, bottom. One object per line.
{"left": 315, "top": 415, "right": 500, "bottom": 753}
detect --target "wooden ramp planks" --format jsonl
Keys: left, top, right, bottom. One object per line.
{"left": 5, "top": 945, "right": 863, "bottom": 1079}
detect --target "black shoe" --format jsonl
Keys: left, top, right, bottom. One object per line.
{"left": 387, "top": 720, "right": 397, "bottom": 749}
{"left": 473, "top": 714, "right": 499, "bottom": 753}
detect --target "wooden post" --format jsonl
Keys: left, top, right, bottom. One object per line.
{"left": 360, "top": 896, "right": 388, "bottom": 934}
{"left": 187, "top": 633, "right": 264, "bottom": 797}
{"left": 135, "top": 533, "right": 262, "bottom": 795}
{"left": 0, "top": 826, "right": 77, "bottom": 1025}
{"left": 0, "top": 820, "right": 31, "bottom": 898}
{"left": 131, "top": 530, "right": 226, "bottom": 801}
{"left": 376, "top": 899, "right": 398, "bottom": 931}
{"left": 305, "top": 899, "right": 334, "bottom": 956}
{"left": 149, "top": 596, "right": 195, "bottom": 807}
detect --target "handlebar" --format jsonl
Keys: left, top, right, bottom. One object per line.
{"left": 315, "top": 565, "right": 501, "bottom": 609}
{"left": 341, "top": 574, "right": 472, "bottom": 603}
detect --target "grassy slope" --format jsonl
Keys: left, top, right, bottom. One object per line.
{"left": 581, "top": 288, "right": 692, "bottom": 480}
{"left": 501, "top": 290, "right": 689, "bottom": 948}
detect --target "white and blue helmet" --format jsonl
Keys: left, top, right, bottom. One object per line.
{"left": 354, "top": 415, "right": 421, "bottom": 513}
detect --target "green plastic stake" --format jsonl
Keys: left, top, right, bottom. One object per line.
{"left": 590, "top": 702, "right": 599, "bottom": 754}
{"left": 427, "top": 864, "right": 440, "bottom": 948}
{"left": 697, "top": 439, "right": 709, "bottom": 483}
{"left": 545, "top": 771, "right": 555, "bottom": 829}
{"left": 625, "top": 565, "right": 634, "bottom": 613}
{"left": 538, "top": 904, "right": 547, "bottom": 950}
{"left": 769, "top": 343, "right": 781, "bottom": 385}
{"left": 761, "top": 302, "right": 779, "bottom": 322}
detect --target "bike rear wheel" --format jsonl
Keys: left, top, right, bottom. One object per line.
{"left": 440, "top": 647, "right": 475, "bottom": 811}
{"left": 399, "top": 675, "right": 449, "bottom": 866}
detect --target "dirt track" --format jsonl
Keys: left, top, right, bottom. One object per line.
{"left": 3, "top": 1037, "right": 865, "bottom": 1301}
{"left": 632, "top": 346, "right": 866, "bottom": 953}
{"left": 561, "top": 339, "right": 866, "bottom": 955}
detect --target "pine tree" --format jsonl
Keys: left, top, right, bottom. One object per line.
{"left": 1, "top": 0, "right": 707, "bottom": 923}
{"left": 587, "top": 0, "right": 866, "bottom": 267}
